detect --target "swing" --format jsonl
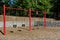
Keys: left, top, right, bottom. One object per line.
{"left": 13, "top": 10, "right": 17, "bottom": 28}
{"left": 22, "top": 10, "right": 26, "bottom": 27}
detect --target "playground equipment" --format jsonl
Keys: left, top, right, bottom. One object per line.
{"left": 3, "top": 4, "right": 46, "bottom": 36}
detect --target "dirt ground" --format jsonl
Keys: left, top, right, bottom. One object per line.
{"left": 0, "top": 27, "right": 60, "bottom": 40}
{"left": 0, "top": 15, "right": 60, "bottom": 40}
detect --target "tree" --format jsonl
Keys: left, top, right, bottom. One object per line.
{"left": 0, "top": 0, "right": 5, "bottom": 15}
{"left": 1, "top": 0, "right": 53, "bottom": 17}
{"left": 51, "top": 0, "right": 60, "bottom": 19}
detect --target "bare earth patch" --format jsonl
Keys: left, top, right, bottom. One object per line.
{"left": 0, "top": 27, "right": 60, "bottom": 40}
{"left": 0, "top": 15, "right": 60, "bottom": 40}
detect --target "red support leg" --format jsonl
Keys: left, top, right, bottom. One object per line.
{"left": 3, "top": 5, "right": 6, "bottom": 36}
{"left": 29, "top": 9, "right": 32, "bottom": 31}
{"left": 44, "top": 9, "right": 46, "bottom": 29}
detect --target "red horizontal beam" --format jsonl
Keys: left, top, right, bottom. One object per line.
{"left": 5, "top": 7, "right": 41, "bottom": 12}
{"left": 32, "top": 10, "right": 41, "bottom": 12}
{"left": 6, "top": 7, "right": 26, "bottom": 10}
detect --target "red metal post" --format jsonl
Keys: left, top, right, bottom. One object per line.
{"left": 29, "top": 9, "right": 32, "bottom": 31}
{"left": 3, "top": 5, "right": 6, "bottom": 35}
{"left": 44, "top": 9, "right": 46, "bottom": 29}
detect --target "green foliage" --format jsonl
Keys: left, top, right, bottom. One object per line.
{"left": 0, "top": 0, "right": 54, "bottom": 17}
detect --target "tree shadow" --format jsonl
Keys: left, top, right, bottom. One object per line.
{"left": 0, "top": 30, "right": 4, "bottom": 35}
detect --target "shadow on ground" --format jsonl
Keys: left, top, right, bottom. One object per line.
{"left": 0, "top": 30, "right": 4, "bottom": 35}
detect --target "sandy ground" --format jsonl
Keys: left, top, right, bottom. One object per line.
{"left": 0, "top": 27, "right": 60, "bottom": 40}
{"left": 0, "top": 15, "right": 60, "bottom": 40}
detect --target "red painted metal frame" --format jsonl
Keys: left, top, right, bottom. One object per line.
{"left": 29, "top": 9, "right": 32, "bottom": 31}
{"left": 3, "top": 5, "right": 46, "bottom": 35}
{"left": 3, "top": 6, "right": 33, "bottom": 35}
{"left": 44, "top": 9, "right": 46, "bottom": 29}
{"left": 3, "top": 5, "right": 6, "bottom": 36}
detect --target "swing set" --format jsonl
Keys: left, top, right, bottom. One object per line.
{"left": 3, "top": 4, "right": 46, "bottom": 36}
